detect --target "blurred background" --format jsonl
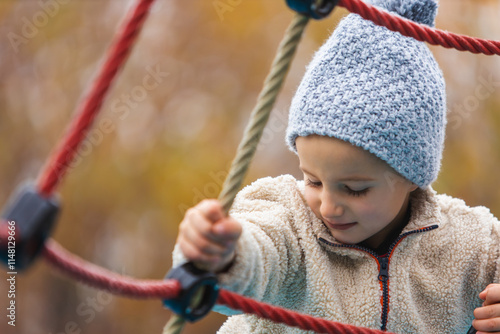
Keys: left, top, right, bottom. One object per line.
{"left": 0, "top": 0, "right": 499, "bottom": 333}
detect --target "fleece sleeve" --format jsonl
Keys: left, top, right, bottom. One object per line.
{"left": 464, "top": 204, "right": 500, "bottom": 291}
{"left": 172, "top": 175, "right": 307, "bottom": 316}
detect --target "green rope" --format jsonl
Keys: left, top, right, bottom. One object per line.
{"left": 218, "top": 13, "right": 310, "bottom": 214}
{"left": 162, "top": 315, "right": 185, "bottom": 334}
{"left": 163, "top": 13, "right": 310, "bottom": 334}
{"left": 163, "top": 287, "right": 205, "bottom": 334}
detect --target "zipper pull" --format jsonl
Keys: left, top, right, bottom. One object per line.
{"left": 378, "top": 257, "right": 389, "bottom": 282}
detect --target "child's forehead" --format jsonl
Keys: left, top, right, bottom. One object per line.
{"left": 297, "top": 136, "right": 388, "bottom": 174}
{"left": 297, "top": 135, "right": 376, "bottom": 159}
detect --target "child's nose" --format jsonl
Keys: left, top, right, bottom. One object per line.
{"left": 320, "top": 192, "right": 344, "bottom": 218}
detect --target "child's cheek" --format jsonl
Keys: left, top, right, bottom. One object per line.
{"left": 304, "top": 189, "right": 321, "bottom": 217}
{"left": 356, "top": 194, "right": 405, "bottom": 228}
{"left": 352, "top": 199, "right": 386, "bottom": 224}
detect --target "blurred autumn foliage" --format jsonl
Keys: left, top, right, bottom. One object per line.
{"left": 0, "top": 0, "right": 499, "bottom": 333}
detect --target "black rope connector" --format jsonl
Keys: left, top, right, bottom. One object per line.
{"left": 163, "top": 262, "right": 219, "bottom": 322}
{"left": 467, "top": 326, "right": 477, "bottom": 334}
{"left": 286, "top": 0, "right": 339, "bottom": 19}
{"left": 0, "top": 183, "right": 60, "bottom": 270}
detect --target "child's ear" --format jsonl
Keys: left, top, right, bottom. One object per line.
{"left": 409, "top": 182, "right": 419, "bottom": 192}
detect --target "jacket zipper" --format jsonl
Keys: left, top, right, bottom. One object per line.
{"left": 378, "top": 256, "right": 389, "bottom": 330}
{"left": 319, "top": 225, "right": 438, "bottom": 331}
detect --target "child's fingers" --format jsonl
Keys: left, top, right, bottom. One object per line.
{"left": 196, "top": 199, "right": 225, "bottom": 223}
{"left": 178, "top": 230, "right": 236, "bottom": 272}
{"left": 213, "top": 216, "right": 242, "bottom": 242}
{"left": 183, "top": 206, "right": 239, "bottom": 246}
{"left": 177, "top": 235, "right": 220, "bottom": 267}
{"left": 184, "top": 207, "right": 218, "bottom": 240}
{"left": 188, "top": 200, "right": 241, "bottom": 242}
{"left": 479, "top": 285, "right": 493, "bottom": 301}
{"left": 480, "top": 284, "right": 500, "bottom": 306}
{"left": 474, "top": 303, "right": 500, "bottom": 320}
{"left": 473, "top": 285, "right": 500, "bottom": 333}
{"left": 177, "top": 199, "right": 241, "bottom": 272}
{"left": 180, "top": 221, "right": 228, "bottom": 255}
{"left": 472, "top": 313, "right": 500, "bottom": 333}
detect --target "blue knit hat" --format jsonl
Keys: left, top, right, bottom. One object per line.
{"left": 286, "top": 0, "right": 446, "bottom": 188}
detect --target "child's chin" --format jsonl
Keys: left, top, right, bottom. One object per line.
{"left": 330, "top": 234, "right": 359, "bottom": 245}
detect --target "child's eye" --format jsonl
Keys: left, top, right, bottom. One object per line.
{"left": 306, "top": 179, "right": 322, "bottom": 188}
{"left": 344, "top": 185, "right": 369, "bottom": 197}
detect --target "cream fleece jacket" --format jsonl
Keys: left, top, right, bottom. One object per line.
{"left": 173, "top": 175, "right": 500, "bottom": 333}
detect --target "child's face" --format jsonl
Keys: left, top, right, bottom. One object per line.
{"left": 296, "top": 135, "right": 418, "bottom": 250}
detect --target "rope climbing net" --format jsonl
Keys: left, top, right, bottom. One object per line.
{"left": 1, "top": 0, "right": 498, "bottom": 333}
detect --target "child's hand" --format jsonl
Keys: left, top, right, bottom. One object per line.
{"left": 176, "top": 199, "right": 242, "bottom": 273}
{"left": 473, "top": 284, "right": 500, "bottom": 333}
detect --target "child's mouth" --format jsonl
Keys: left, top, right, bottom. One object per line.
{"left": 325, "top": 221, "right": 358, "bottom": 231}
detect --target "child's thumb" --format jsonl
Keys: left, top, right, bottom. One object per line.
{"left": 197, "top": 199, "right": 225, "bottom": 223}
{"left": 214, "top": 217, "right": 242, "bottom": 241}
{"left": 479, "top": 287, "right": 490, "bottom": 300}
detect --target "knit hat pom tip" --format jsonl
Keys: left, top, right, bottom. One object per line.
{"left": 368, "top": 0, "right": 438, "bottom": 26}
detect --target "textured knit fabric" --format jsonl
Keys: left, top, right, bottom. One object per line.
{"left": 173, "top": 175, "right": 500, "bottom": 333}
{"left": 286, "top": 0, "right": 446, "bottom": 188}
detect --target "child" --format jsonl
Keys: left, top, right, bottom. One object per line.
{"left": 173, "top": 0, "right": 500, "bottom": 332}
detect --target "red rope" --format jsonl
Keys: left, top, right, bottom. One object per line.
{"left": 218, "top": 290, "right": 389, "bottom": 334}
{"left": 42, "top": 239, "right": 389, "bottom": 334}
{"left": 339, "top": 0, "right": 500, "bottom": 55}
{"left": 35, "top": 0, "right": 156, "bottom": 197}
{"left": 43, "top": 239, "right": 181, "bottom": 299}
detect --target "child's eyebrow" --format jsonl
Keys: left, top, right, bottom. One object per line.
{"left": 338, "top": 176, "right": 376, "bottom": 182}
{"left": 299, "top": 166, "right": 315, "bottom": 176}
{"left": 300, "top": 166, "right": 375, "bottom": 182}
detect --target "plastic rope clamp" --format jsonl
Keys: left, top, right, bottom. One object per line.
{"left": 0, "top": 183, "right": 60, "bottom": 270}
{"left": 163, "top": 262, "right": 219, "bottom": 322}
{"left": 286, "top": 0, "right": 339, "bottom": 19}
{"left": 467, "top": 326, "right": 477, "bottom": 334}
